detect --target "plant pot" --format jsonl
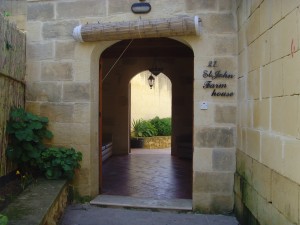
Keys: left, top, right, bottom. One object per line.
{"left": 130, "top": 138, "right": 144, "bottom": 148}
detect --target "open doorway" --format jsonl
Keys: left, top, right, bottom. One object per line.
{"left": 99, "top": 38, "right": 194, "bottom": 200}
{"left": 130, "top": 71, "right": 172, "bottom": 151}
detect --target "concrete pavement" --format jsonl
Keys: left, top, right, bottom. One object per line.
{"left": 59, "top": 204, "right": 238, "bottom": 225}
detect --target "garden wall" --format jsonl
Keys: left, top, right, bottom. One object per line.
{"left": 0, "top": 13, "right": 26, "bottom": 177}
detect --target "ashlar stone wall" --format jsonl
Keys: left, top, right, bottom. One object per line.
{"left": 235, "top": 0, "right": 300, "bottom": 224}
{"left": 25, "top": 0, "right": 237, "bottom": 213}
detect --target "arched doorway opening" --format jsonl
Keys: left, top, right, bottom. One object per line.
{"left": 130, "top": 71, "right": 172, "bottom": 151}
{"left": 99, "top": 38, "right": 194, "bottom": 200}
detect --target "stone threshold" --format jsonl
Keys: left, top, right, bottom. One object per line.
{"left": 1, "top": 178, "right": 68, "bottom": 225}
{"left": 90, "top": 195, "right": 192, "bottom": 212}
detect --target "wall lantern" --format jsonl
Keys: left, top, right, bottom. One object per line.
{"left": 131, "top": 2, "right": 151, "bottom": 14}
{"left": 147, "top": 59, "right": 163, "bottom": 89}
{"left": 148, "top": 74, "right": 155, "bottom": 89}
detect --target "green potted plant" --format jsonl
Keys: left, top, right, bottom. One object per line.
{"left": 130, "top": 119, "right": 157, "bottom": 148}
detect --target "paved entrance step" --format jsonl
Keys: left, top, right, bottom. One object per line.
{"left": 90, "top": 195, "right": 192, "bottom": 212}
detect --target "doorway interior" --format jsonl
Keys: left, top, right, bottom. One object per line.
{"left": 99, "top": 38, "right": 194, "bottom": 200}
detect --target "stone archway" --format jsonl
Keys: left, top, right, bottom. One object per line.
{"left": 98, "top": 37, "right": 194, "bottom": 198}
{"left": 100, "top": 38, "right": 194, "bottom": 156}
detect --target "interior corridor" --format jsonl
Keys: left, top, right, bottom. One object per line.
{"left": 102, "top": 149, "right": 192, "bottom": 200}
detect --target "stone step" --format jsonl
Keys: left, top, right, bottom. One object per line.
{"left": 90, "top": 195, "right": 192, "bottom": 212}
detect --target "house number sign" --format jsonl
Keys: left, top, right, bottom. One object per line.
{"left": 202, "top": 61, "right": 235, "bottom": 97}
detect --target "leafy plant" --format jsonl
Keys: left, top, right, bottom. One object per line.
{"left": 6, "top": 107, "right": 83, "bottom": 181}
{"left": 150, "top": 117, "right": 172, "bottom": 136}
{"left": 40, "top": 147, "right": 82, "bottom": 180}
{"left": 6, "top": 108, "right": 53, "bottom": 170}
{"left": 132, "top": 119, "right": 157, "bottom": 137}
{"left": 0, "top": 214, "right": 8, "bottom": 225}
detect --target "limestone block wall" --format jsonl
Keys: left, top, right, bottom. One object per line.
{"left": 25, "top": 0, "right": 237, "bottom": 213}
{"left": 235, "top": 1, "right": 300, "bottom": 224}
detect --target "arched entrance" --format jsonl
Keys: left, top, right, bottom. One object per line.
{"left": 99, "top": 38, "right": 194, "bottom": 200}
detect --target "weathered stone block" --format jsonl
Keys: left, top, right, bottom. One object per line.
{"left": 283, "top": 51, "right": 300, "bottom": 96}
{"left": 261, "top": 133, "right": 283, "bottom": 173}
{"left": 41, "top": 62, "right": 73, "bottom": 81}
{"left": 196, "top": 127, "right": 234, "bottom": 148}
{"left": 246, "top": 129, "right": 260, "bottom": 161}
{"left": 271, "top": 97, "right": 283, "bottom": 133}
{"left": 246, "top": 8, "right": 260, "bottom": 44}
{"left": 108, "top": 0, "right": 136, "bottom": 14}
{"left": 253, "top": 99, "right": 270, "bottom": 130}
{"left": 26, "top": 82, "right": 62, "bottom": 102}
{"left": 40, "top": 103, "right": 74, "bottom": 123}
{"left": 270, "top": 60, "right": 283, "bottom": 97}
{"left": 283, "top": 140, "right": 300, "bottom": 184}
{"left": 27, "top": 42, "right": 53, "bottom": 60}
{"left": 193, "top": 148, "right": 212, "bottom": 172}
{"left": 43, "top": 20, "right": 79, "bottom": 39}
{"left": 200, "top": 13, "right": 236, "bottom": 34}
{"left": 214, "top": 35, "right": 237, "bottom": 55}
{"left": 192, "top": 192, "right": 211, "bottom": 213}
{"left": 211, "top": 194, "right": 234, "bottom": 214}
{"left": 212, "top": 148, "right": 235, "bottom": 172}
{"left": 215, "top": 105, "right": 236, "bottom": 124}
{"left": 26, "top": 22, "right": 42, "bottom": 42}
{"left": 55, "top": 41, "right": 76, "bottom": 59}
{"left": 27, "top": 2, "right": 54, "bottom": 21}
{"left": 26, "top": 61, "right": 41, "bottom": 81}
{"left": 282, "top": 96, "right": 298, "bottom": 137}
{"left": 49, "top": 122, "right": 90, "bottom": 145}
{"left": 185, "top": 0, "right": 217, "bottom": 11}
{"left": 272, "top": 171, "right": 298, "bottom": 224}
{"left": 73, "top": 103, "right": 91, "bottom": 123}
{"left": 252, "top": 160, "right": 271, "bottom": 202}
{"left": 247, "top": 69, "right": 260, "bottom": 100}
{"left": 193, "top": 171, "right": 234, "bottom": 193}
{"left": 57, "top": 0, "right": 106, "bottom": 19}
{"left": 242, "top": 181, "right": 258, "bottom": 219}
{"left": 219, "top": 0, "right": 232, "bottom": 11}
{"left": 270, "top": 10, "right": 298, "bottom": 61}
{"left": 261, "top": 64, "right": 271, "bottom": 98}
{"left": 236, "top": 150, "right": 253, "bottom": 184}
{"left": 248, "top": 39, "right": 261, "bottom": 71}
{"left": 63, "top": 82, "right": 90, "bottom": 102}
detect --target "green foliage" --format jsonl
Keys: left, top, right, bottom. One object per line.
{"left": 132, "top": 119, "right": 157, "bottom": 137}
{"left": 150, "top": 117, "right": 172, "bottom": 136}
{"left": 40, "top": 147, "right": 82, "bottom": 180}
{"left": 6, "top": 108, "right": 53, "bottom": 169}
{"left": 0, "top": 214, "right": 8, "bottom": 225}
{"left": 6, "top": 107, "right": 83, "bottom": 181}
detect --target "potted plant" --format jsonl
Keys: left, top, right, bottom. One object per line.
{"left": 130, "top": 119, "right": 157, "bottom": 148}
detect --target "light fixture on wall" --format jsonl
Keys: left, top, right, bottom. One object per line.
{"left": 131, "top": 0, "right": 151, "bottom": 14}
{"left": 148, "top": 74, "right": 155, "bottom": 89}
{"left": 147, "top": 58, "right": 163, "bottom": 89}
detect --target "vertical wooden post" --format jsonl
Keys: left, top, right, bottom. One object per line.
{"left": 99, "top": 58, "right": 103, "bottom": 193}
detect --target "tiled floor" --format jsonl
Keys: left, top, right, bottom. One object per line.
{"left": 101, "top": 148, "right": 192, "bottom": 200}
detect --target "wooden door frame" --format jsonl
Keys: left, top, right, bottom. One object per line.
{"left": 99, "top": 58, "right": 103, "bottom": 193}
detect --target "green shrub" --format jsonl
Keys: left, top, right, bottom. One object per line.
{"left": 132, "top": 119, "right": 157, "bottom": 137}
{"left": 40, "top": 147, "right": 82, "bottom": 180}
{"left": 6, "top": 107, "right": 82, "bottom": 180}
{"left": 0, "top": 214, "right": 8, "bottom": 225}
{"left": 6, "top": 107, "right": 53, "bottom": 170}
{"left": 150, "top": 117, "right": 172, "bottom": 136}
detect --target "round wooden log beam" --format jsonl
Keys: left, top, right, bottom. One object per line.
{"left": 73, "top": 15, "right": 201, "bottom": 42}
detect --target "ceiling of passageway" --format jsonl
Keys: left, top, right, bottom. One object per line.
{"left": 101, "top": 38, "right": 194, "bottom": 58}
